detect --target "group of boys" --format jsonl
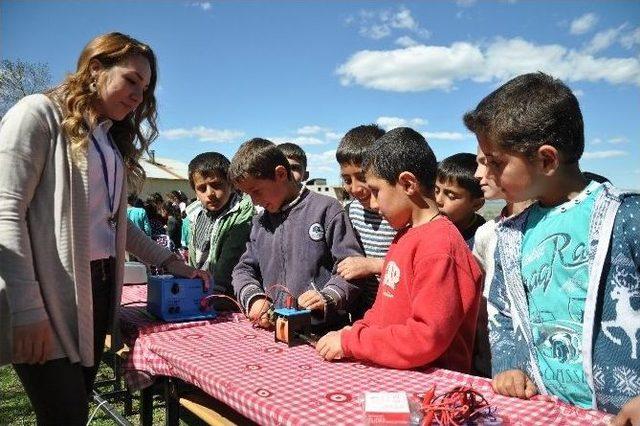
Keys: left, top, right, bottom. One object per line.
{"left": 173, "top": 72, "right": 638, "bottom": 423}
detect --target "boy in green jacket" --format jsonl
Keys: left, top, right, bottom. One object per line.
{"left": 183, "top": 152, "right": 254, "bottom": 307}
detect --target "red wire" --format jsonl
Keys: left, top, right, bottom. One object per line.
{"left": 200, "top": 293, "right": 244, "bottom": 313}
{"left": 200, "top": 283, "right": 295, "bottom": 327}
{"left": 420, "top": 386, "right": 493, "bottom": 426}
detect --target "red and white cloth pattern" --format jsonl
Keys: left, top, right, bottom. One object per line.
{"left": 119, "top": 286, "right": 613, "bottom": 426}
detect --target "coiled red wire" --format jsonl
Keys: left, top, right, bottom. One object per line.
{"left": 420, "top": 385, "right": 493, "bottom": 426}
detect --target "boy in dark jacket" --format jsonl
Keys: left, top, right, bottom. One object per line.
{"left": 230, "top": 138, "right": 364, "bottom": 327}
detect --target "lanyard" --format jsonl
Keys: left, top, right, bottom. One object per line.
{"left": 90, "top": 133, "right": 119, "bottom": 220}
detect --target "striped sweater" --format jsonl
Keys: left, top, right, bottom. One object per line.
{"left": 345, "top": 199, "right": 396, "bottom": 317}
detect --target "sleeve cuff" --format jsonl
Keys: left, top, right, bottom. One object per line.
{"left": 340, "top": 328, "right": 353, "bottom": 358}
{"left": 11, "top": 306, "right": 49, "bottom": 326}
{"left": 239, "top": 284, "right": 267, "bottom": 312}
{"left": 491, "top": 356, "right": 521, "bottom": 377}
{"left": 321, "top": 286, "right": 344, "bottom": 311}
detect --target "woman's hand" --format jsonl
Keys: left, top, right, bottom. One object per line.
{"left": 163, "top": 256, "right": 212, "bottom": 290}
{"left": 12, "top": 319, "right": 53, "bottom": 364}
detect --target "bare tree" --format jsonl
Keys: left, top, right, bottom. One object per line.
{"left": 0, "top": 59, "right": 52, "bottom": 117}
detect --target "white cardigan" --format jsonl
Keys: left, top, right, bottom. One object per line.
{"left": 0, "top": 94, "right": 172, "bottom": 366}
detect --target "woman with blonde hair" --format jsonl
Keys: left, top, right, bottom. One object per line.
{"left": 0, "top": 32, "right": 207, "bottom": 424}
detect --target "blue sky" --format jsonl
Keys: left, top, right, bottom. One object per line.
{"left": 3, "top": 0, "right": 639, "bottom": 188}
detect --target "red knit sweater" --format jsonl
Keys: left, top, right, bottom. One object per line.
{"left": 341, "top": 217, "right": 482, "bottom": 372}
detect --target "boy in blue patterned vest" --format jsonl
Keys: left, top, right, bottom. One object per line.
{"left": 464, "top": 72, "right": 639, "bottom": 423}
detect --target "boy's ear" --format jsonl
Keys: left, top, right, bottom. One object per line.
{"left": 398, "top": 171, "right": 419, "bottom": 195}
{"left": 274, "top": 165, "right": 289, "bottom": 181}
{"left": 537, "top": 145, "right": 560, "bottom": 176}
{"left": 472, "top": 196, "right": 485, "bottom": 212}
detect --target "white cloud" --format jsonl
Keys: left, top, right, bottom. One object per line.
{"left": 573, "top": 89, "right": 585, "bottom": 97}
{"left": 376, "top": 116, "right": 427, "bottom": 130}
{"left": 620, "top": 27, "right": 640, "bottom": 49}
{"left": 336, "top": 37, "right": 640, "bottom": 92}
{"left": 591, "top": 138, "right": 603, "bottom": 145}
{"left": 390, "top": 7, "right": 420, "bottom": 31}
{"left": 395, "top": 36, "right": 419, "bottom": 47}
{"left": 608, "top": 137, "right": 629, "bottom": 144}
{"left": 162, "top": 126, "right": 244, "bottom": 143}
{"left": 583, "top": 150, "right": 627, "bottom": 159}
{"left": 191, "top": 1, "right": 211, "bottom": 11}
{"left": 570, "top": 13, "right": 598, "bottom": 35}
{"left": 270, "top": 136, "right": 326, "bottom": 146}
{"left": 361, "top": 24, "right": 391, "bottom": 40}
{"left": 456, "top": 0, "right": 477, "bottom": 6}
{"left": 349, "top": 6, "right": 430, "bottom": 40}
{"left": 275, "top": 126, "right": 345, "bottom": 146}
{"left": 325, "top": 131, "right": 343, "bottom": 141}
{"left": 338, "top": 43, "right": 483, "bottom": 92}
{"left": 306, "top": 149, "right": 340, "bottom": 178}
{"left": 423, "top": 131, "right": 469, "bottom": 141}
{"left": 297, "top": 125, "right": 329, "bottom": 135}
{"left": 584, "top": 25, "right": 626, "bottom": 54}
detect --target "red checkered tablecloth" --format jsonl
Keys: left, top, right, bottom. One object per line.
{"left": 119, "top": 286, "right": 613, "bottom": 425}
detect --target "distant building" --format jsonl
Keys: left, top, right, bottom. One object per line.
{"left": 306, "top": 178, "right": 349, "bottom": 202}
{"left": 139, "top": 152, "right": 194, "bottom": 199}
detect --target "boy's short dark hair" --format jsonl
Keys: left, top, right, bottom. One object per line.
{"left": 188, "top": 152, "right": 231, "bottom": 189}
{"left": 278, "top": 142, "right": 307, "bottom": 171}
{"left": 127, "top": 192, "right": 142, "bottom": 206}
{"left": 336, "top": 124, "right": 386, "bottom": 165}
{"left": 437, "top": 153, "right": 484, "bottom": 199}
{"left": 463, "top": 72, "right": 584, "bottom": 164}
{"left": 583, "top": 171, "right": 610, "bottom": 184}
{"left": 362, "top": 127, "right": 437, "bottom": 191}
{"left": 229, "top": 138, "right": 291, "bottom": 182}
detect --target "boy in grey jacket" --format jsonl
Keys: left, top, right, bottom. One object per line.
{"left": 230, "top": 138, "right": 364, "bottom": 328}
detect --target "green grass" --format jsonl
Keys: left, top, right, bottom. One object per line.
{"left": 0, "top": 361, "right": 204, "bottom": 425}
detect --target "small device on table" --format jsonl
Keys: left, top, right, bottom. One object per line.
{"left": 147, "top": 275, "right": 217, "bottom": 322}
{"left": 273, "top": 308, "right": 317, "bottom": 347}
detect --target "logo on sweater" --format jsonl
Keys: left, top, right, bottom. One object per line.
{"left": 382, "top": 261, "right": 400, "bottom": 289}
{"left": 309, "top": 223, "right": 324, "bottom": 241}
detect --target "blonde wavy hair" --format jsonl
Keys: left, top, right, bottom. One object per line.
{"left": 47, "top": 32, "right": 158, "bottom": 189}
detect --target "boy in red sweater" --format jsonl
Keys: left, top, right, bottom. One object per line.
{"left": 316, "top": 127, "right": 482, "bottom": 372}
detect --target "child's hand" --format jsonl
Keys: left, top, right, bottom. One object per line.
{"left": 248, "top": 297, "right": 272, "bottom": 328}
{"left": 610, "top": 395, "right": 640, "bottom": 426}
{"left": 337, "top": 256, "right": 382, "bottom": 280}
{"left": 492, "top": 369, "right": 538, "bottom": 399}
{"left": 298, "top": 290, "right": 325, "bottom": 313}
{"left": 316, "top": 330, "right": 344, "bottom": 361}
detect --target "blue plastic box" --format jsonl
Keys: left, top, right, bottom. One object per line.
{"left": 147, "top": 275, "right": 217, "bottom": 322}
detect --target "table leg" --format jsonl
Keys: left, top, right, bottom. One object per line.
{"left": 165, "top": 378, "right": 180, "bottom": 426}
{"left": 140, "top": 385, "right": 154, "bottom": 426}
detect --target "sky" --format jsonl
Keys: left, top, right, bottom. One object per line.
{"left": 2, "top": 0, "right": 639, "bottom": 188}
